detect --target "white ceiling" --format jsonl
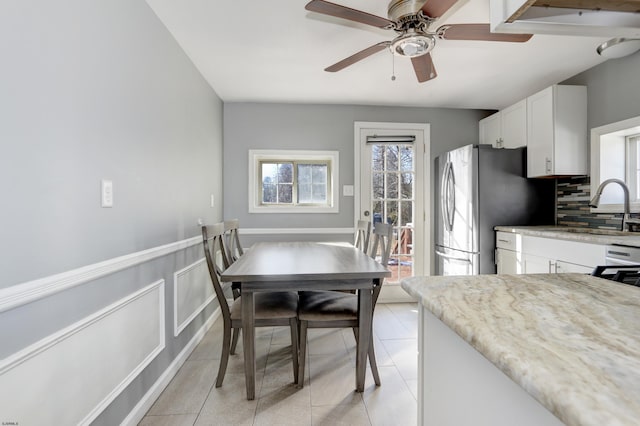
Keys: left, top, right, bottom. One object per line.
{"left": 145, "top": 0, "right": 612, "bottom": 110}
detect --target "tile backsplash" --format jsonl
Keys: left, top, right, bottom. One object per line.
{"left": 556, "top": 176, "right": 630, "bottom": 230}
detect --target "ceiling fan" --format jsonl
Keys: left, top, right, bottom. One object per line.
{"left": 305, "top": 0, "right": 534, "bottom": 82}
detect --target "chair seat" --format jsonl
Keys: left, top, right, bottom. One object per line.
{"left": 230, "top": 292, "right": 298, "bottom": 320}
{"left": 298, "top": 290, "right": 357, "bottom": 321}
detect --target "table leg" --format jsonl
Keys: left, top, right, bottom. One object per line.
{"left": 241, "top": 289, "right": 255, "bottom": 400}
{"left": 356, "top": 286, "right": 373, "bottom": 392}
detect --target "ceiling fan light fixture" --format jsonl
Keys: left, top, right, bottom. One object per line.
{"left": 391, "top": 32, "right": 435, "bottom": 57}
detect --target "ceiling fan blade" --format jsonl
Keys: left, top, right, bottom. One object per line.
{"left": 305, "top": 0, "right": 394, "bottom": 29}
{"left": 325, "top": 42, "right": 391, "bottom": 72}
{"left": 421, "top": 0, "right": 460, "bottom": 19}
{"left": 438, "top": 24, "right": 532, "bottom": 42}
{"left": 411, "top": 53, "right": 437, "bottom": 83}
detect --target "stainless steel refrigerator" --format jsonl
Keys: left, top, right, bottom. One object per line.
{"left": 434, "top": 144, "right": 555, "bottom": 275}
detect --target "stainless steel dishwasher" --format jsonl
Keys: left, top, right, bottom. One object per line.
{"left": 591, "top": 245, "right": 640, "bottom": 287}
{"left": 606, "top": 245, "right": 640, "bottom": 266}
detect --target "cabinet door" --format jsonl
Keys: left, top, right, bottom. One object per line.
{"left": 527, "top": 87, "right": 554, "bottom": 177}
{"left": 480, "top": 112, "right": 501, "bottom": 147}
{"left": 501, "top": 100, "right": 527, "bottom": 149}
{"left": 523, "top": 252, "right": 553, "bottom": 273}
{"left": 555, "top": 260, "right": 594, "bottom": 274}
{"left": 496, "top": 248, "right": 521, "bottom": 274}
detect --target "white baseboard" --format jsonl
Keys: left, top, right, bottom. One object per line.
{"left": 120, "top": 305, "right": 221, "bottom": 426}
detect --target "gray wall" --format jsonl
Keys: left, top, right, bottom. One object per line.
{"left": 0, "top": 1, "right": 223, "bottom": 424}
{"left": 562, "top": 50, "right": 640, "bottom": 129}
{"left": 554, "top": 50, "right": 640, "bottom": 228}
{"left": 223, "top": 102, "right": 491, "bottom": 234}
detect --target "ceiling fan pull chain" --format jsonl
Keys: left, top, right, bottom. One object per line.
{"left": 391, "top": 53, "right": 396, "bottom": 81}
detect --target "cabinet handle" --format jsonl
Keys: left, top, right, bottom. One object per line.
{"left": 545, "top": 157, "right": 552, "bottom": 174}
{"left": 498, "top": 239, "right": 510, "bottom": 243}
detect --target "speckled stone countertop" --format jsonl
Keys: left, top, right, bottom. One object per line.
{"left": 495, "top": 225, "right": 640, "bottom": 247}
{"left": 401, "top": 273, "right": 640, "bottom": 426}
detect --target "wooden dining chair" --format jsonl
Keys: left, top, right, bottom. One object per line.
{"left": 297, "top": 222, "right": 393, "bottom": 387}
{"left": 354, "top": 219, "right": 371, "bottom": 252}
{"left": 202, "top": 223, "right": 300, "bottom": 387}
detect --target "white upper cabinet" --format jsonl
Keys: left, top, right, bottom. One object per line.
{"left": 501, "top": 100, "right": 527, "bottom": 149}
{"left": 479, "top": 112, "right": 501, "bottom": 147}
{"left": 479, "top": 99, "right": 527, "bottom": 149}
{"left": 526, "top": 85, "right": 587, "bottom": 178}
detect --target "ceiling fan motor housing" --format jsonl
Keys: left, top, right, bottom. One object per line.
{"left": 387, "top": 0, "right": 426, "bottom": 21}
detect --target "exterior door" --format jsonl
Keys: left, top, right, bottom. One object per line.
{"left": 356, "top": 122, "right": 429, "bottom": 300}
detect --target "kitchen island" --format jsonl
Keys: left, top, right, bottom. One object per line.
{"left": 401, "top": 273, "right": 640, "bottom": 426}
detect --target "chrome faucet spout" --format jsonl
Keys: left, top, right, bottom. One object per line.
{"left": 589, "top": 178, "right": 631, "bottom": 231}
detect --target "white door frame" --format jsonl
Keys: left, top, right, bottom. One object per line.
{"left": 354, "top": 121, "right": 431, "bottom": 300}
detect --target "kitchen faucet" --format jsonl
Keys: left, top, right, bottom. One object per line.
{"left": 589, "top": 178, "right": 640, "bottom": 232}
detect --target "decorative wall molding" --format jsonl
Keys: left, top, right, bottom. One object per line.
{"left": 121, "top": 305, "right": 221, "bottom": 426}
{"left": 0, "top": 280, "right": 165, "bottom": 425}
{"left": 174, "top": 257, "right": 216, "bottom": 336}
{"left": 242, "top": 227, "right": 353, "bottom": 235}
{"left": 0, "top": 236, "right": 200, "bottom": 313}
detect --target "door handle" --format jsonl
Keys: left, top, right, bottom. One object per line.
{"left": 446, "top": 164, "right": 455, "bottom": 231}
{"left": 441, "top": 161, "right": 455, "bottom": 232}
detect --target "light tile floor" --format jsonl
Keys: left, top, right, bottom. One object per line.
{"left": 141, "top": 303, "right": 418, "bottom": 426}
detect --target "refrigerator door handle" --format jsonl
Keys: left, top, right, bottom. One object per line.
{"left": 441, "top": 161, "right": 455, "bottom": 232}
{"left": 435, "top": 249, "right": 472, "bottom": 264}
{"left": 445, "top": 162, "right": 455, "bottom": 231}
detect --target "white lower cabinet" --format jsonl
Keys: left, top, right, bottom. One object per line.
{"left": 495, "top": 232, "right": 524, "bottom": 274}
{"left": 522, "top": 252, "right": 554, "bottom": 273}
{"left": 496, "top": 248, "right": 520, "bottom": 274}
{"left": 555, "top": 260, "right": 595, "bottom": 274}
{"left": 496, "top": 232, "right": 605, "bottom": 275}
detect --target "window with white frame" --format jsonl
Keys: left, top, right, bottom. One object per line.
{"left": 627, "top": 134, "right": 640, "bottom": 202}
{"left": 248, "top": 150, "right": 339, "bottom": 213}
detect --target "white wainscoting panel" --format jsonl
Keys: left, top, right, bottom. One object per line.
{"left": 174, "top": 257, "right": 215, "bottom": 336}
{"left": 0, "top": 280, "right": 165, "bottom": 426}
{"left": 0, "top": 236, "right": 199, "bottom": 313}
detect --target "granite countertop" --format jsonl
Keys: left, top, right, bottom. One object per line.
{"left": 401, "top": 273, "right": 640, "bottom": 426}
{"left": 495, "top": 225, "right": 640, "bottom": 247}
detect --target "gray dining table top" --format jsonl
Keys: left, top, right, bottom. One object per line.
{"left": 220, "top": 241, "right": 390, "bottom": 283}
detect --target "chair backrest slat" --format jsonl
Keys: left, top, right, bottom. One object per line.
{"left": 354, "top": 220, "right": 371, "bottom": 252}
{"left": 223, "top": 219, "right": 244, "bottom": 265}
{"left": 202, "top": 223, "right": 231, "bottom": 320}
{"left": 368, "top": 222, "right": 393, "bottom": 305}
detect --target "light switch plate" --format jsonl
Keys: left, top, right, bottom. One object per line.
{"left": 343, "top": 185, "right": 354, "bottom": 197}
{"left": 101, "top": 179, "right": 113, "bottom": 208}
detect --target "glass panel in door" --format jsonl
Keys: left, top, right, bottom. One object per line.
{"left": 370, "top": 143, "right": 415, "bottom": 284}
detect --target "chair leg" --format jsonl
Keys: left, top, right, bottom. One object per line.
{"left": 289, "top": 318, "right": 299, "bottom": 384}
{"left": 368, "top": 338, "right": 381, "bottom": 386}
{"left": 297, "top": 321, "right": 308, "bottom": 388}
{"left": 352, "top": 327, "right": 381, "bottom": 386}
{"left": 230, "top": 328, "right": 241, "bottom": 355}
{"left": 216, "top": 324, "right": 233, "bottom": 387}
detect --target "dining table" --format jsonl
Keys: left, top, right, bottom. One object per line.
{"left": 219, "top": 241, "right": 391, "bottom": 400}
